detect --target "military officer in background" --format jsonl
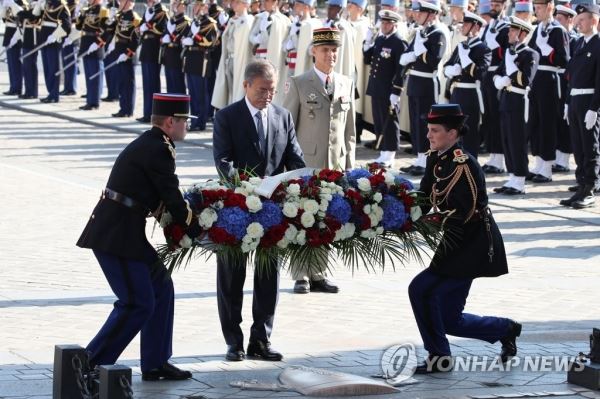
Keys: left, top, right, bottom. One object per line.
{"left": 75, "top": 0, "right": 109, "bottom": 110}
{"left": 37, "top": 0, "right": 71, "bottom": 103}
{"left": 249, "top": 0, "right": 291, "bottom": 105}
{"left": 323, "top": 0, "right": 356, "bottom": 79}
{"left": 527, "top": 0, "right": 570, "bottom": 184}
{"left": 364, "top": 10, "right": 406, "bottom": 166}
{"left": 211, "top": 0, "right": 254, "bottom": 109}
{"left": 554, "top": 3, "right": 578, "bottom": 173}
{"left": 101, "top": 0, "right": 119, "bottom": 102}
{"left": 137, "top": 0, "right": 169, "bottom": 123}
{"left": 282, "top": 0, "right": 320, "bottom": 77}
{"left": 560, "top": 3, "right": 600, "bottom": 208}
{"left": 160, "top": 0, "right": 190, "bottom": 94}
{"left": 1, "top": 0, "right": 24, "bottom": 96}
{"left": 493, "top": 16, "right": 539, "bottom": 195}
{"left": 17, "top": 0, "right": 40, "bottom": 99}
{"left": 283, "top": 27, "right": 355, "bottom": 294}
{"left": 182, "top": 1, "right": 219, "bottom": 130}
{"left": 480, "top": 0, "right": 510, "bottom": 174}
{"left": 77, "top": 93, "right": 199, "bottom": 382}
{"left": 60, "top": 0, "right": 78, "bottom": 96}
{"left": 396, "top": 0, "right": 448, "bottom": 176}
{"left": 110, "top": 0, "right": 140, "bottom": 117}
{"left": 447, "top": 0, "right": 467, "bottom": 52}
{"left": 443, "top": 10, "right": 490, "bottom": 158}
{"left": 249, "top": 0, "right": 260, "bottom": 15}
{"left": 513, "top": 0, "right": 534, "bottom": 23}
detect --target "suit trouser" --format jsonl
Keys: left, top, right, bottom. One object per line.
{"left": 500, "top": 102, "right": 529, "bottom": 177}
{"left": 83, "top": 55, "right": 103, "bottom": 106}
{"left": 165, "top": 66, "right": 186, "bottom": 94}
{"left": 61, "top": 43, "right": 78, "bottom": 92}
{"left": 408, "top": 268, "right": 511, "bottom": 356}
{"left": 408, "top": 94, "right": 433, "bottom": 154}
{"left": 141, "top": 61, "right": 162, "bottom": 119}
{"left": 6, "top": 44, "right": 23, "bottom": 94}
{"left": 117, "top": 60, "right": 135, "bottom": 115}
{"left": 529, "top": 72, "right": 560, "bottom": 161}
{"left": 568, "top": 96, "right": 600, "bottom": 187}
{"left": 206, "top": 70, "right": 216, "bottom": 118}
{"left": 451, "top": 88, "right": 480, "bottom": 158}
{"left": 86, "top": 249, "right": 174, "bottom": 372}
{"left": 481, "top": 73, "right": 503, "bottom": 154}
{"left": 103, "top": 50, "right": 119, "bottom": 99}
{"left": 41, "top": 44, "right": 60, "bottom": 101}
{"left": 216, "top": 254, "right": 279, "bottom": 346}
{"left": 186, "top": 73, "right": 209, "bottom": 129}
{"left": 21, "top": 48, "right": 38, "bottom": 97}
{"left": 372, "top": 95, "right": 400, "bottom": 152}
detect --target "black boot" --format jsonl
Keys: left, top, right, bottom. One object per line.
{"left": 560, "top": 185, "right": 584, "bottom": 207}
{"left": 500, "top": 320, "right": 522, "bottom": 363}
{"left": 572, "top": 184, "right": 596, "bottom": 209}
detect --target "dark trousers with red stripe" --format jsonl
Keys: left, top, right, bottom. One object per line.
{"left": 408, "top": 268, "right": 511, "bottom": 356}
{"left": 86, "top": 249, "right": 174, "bottom": 372}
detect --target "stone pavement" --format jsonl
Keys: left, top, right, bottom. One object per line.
{"left": 1, "top": 66, "right": 600, "bottom": 399}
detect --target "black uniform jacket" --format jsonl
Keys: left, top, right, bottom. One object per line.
{"left": 419, "top": 144, "right": 508, "bottom": 279}
{"left": 77, "top": 127, "right": 200, "bottom": 263}
{"left": 363, "top": 30, "right": 406, "bottom": 97}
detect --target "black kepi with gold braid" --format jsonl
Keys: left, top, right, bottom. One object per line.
{"left": 152, "top": 93, "right": 197, "bottom": 118}
{"left": 312, "top": 27, "right": 342, "bottom": 47}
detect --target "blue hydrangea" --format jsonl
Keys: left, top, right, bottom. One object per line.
{"left": 326, "top": 195, "right": 351, "bottom": 224}
{"left": 381, "top": 195, "right": 408, "bottom": 230}
{"left": 394, "top": 176, "right": 415, "bottom": 190}
{"left": 346, "top": 169, "right": 372, "bottom": 188}
{"left": 215, "top": 206, "right": 251, "bottom": 240}
{"left": 252, "top": 200, "right": 283, "bottom": 229}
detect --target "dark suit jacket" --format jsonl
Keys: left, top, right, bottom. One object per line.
{"left": 213, "top": 99, "right": 306, "bottom": 178}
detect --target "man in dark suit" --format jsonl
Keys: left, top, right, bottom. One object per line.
{"left": 77, "top": 93, "right": 200, "bottom": 381}
{"left": 212, "top": 59, "right": 305, "bottom": 362}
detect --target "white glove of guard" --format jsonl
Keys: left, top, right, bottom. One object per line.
{"left": 86, "top": 42, "right": 99, "bottom": 54}
{"left": 218, "top": 11, "right": 228, "bottom": 26}
{"left": 9, "top": 29, "right": 21, "bottom": 47}
{"left": 493, "top": 75, "right": 511, "bottom": 90}
{"left": 106, "top": 39, "right": 115, "bottom": 54}
{"left": 108, "top": 6, "right": 117, "bottom": 20}
{"left": 46, "top": 34, "right": 58, "bottom": 44}
{"left": 444, "top": 63, "right": 461, "bottom": 78}
{"left": 9, "top": 0, "right": 22, "bottom": 14}
{"left": 32, "top": 0, "right": 43, "bottom": 15}
{"left": 485, "top": 28, "right": 499, "bottom": 50}
{"left": 161, "top": 34, "right": 171, "bottom": 44}
{"left": 144, "top": 6, "right": 153, "bottom": 22}
{"left": 63, "top": 37, "right": 73, "bottom": 47}
{"left": 505, "top": 50, "right": 518, "bottom": 76}
{"left": 259, "top": 13, "right": 272, "bottom": 32}
{"left": 365, "top": 27, "right": 374, "bottom": 45}
{"left": 117, "top": 53, "right": 128, "bottom": 63}
{"left": 181, "top": 36, "right": 193, "bottom": 46}
{"left": 190, "top": 21, "right": 200, "bottom": 35}
{"left": 286, "top": 29, "right": 299, "bottom": 50}
{"left": 585, "top": 110, "right": 598, "bottom": 130}
{"left": 389, "top": 93, "right": 400, "bottom": 106}
{"left": 413, "top": 34, "right": 427, "bottom": 56}
{"left": 563, "top": 104, "right": 569, "bottom": 125}
{"left": 458, "top": 44, "right": 472, "bottom": 68}
{"left": 167, "top": 19, "right": 175, "bottom": 33}
{"left": 139, "top": 23, "right": 148, "bottom": 33}
{"left": 399, "top": 51, "right": 417, "bottom": 66}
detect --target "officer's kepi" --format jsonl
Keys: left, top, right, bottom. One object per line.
{"left": 152, "top": 93, "right": 197, "bottom": 118}
{"left": 312, "top": 27, "right": 342, "bottom": 47}
{"left": 379, "top": 9, "right": 401, "bottom": 22}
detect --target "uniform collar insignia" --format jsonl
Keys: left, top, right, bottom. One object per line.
{"left": 453, "top": 148, "right": 468, "bottom": 163}
{"left": 308, "top": 93, "right": 317, "bottom": 101}
{"left": 163, "top": 135, "right": 176, "bottom": 159}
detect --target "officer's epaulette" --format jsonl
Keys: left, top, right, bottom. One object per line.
{"left": 99, "top": 6, "right": 109, "bottom": 18}
{"left": 452, "top": 148, "right": 469, "bottom": 164}
{"left": 132, "top": 11, "right": 142, "bottom": 27}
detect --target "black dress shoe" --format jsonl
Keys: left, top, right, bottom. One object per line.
{"left": 226, "top": 345, "right": 245, "bottom": 361}
{"left": 484, "top": 165, "right": 506, "bottom": 174}
{"left": 19, "top": 94, "right": 37, "bottom": 99}
{"left": 415, "top": 355, "right": 453, "bottom": 374}
{"left": 40, "top": 97, "right": 58, "bottom": 103}
{"left": 60, "top": 90, "right": 76, "bottom": 96}
{"left": 310, "top": 279, "right": 339, "bottom": 293}
{"left": 102, "top": 96, "right": 118, "bottom": 102}
{"left": 80, "top": 93, "right": 87, "bottom": 98}
{"left": 112, "top": 111, "right": 132, "bottom": 117}
{"left": 293, "top": 280, "right": 310, "bottom": 294}
{"left": 247, "top": 340, "right": 283, "bottom": 361}
{"left": 493, "top": 186, "right": 508, "bottom": 193}
{"left": 136, "top": 116, "right": 151, "bottom": 123}
{"left": 141, "top": 362, "right": 192, "bottom": 381}
{"left": 552, "top": 164, "right": 570, "bottom": 173}
{"left": 399, "top": 165, "right": 414, "bottom": 174}
{"left": 532, "top": 174, "right": 552, "bottom": 183}
{"left": 79, "top": 104, "right": 98, "bottom": 110}
{"left": 525, "top": 172, "right": 537, "bottom": 181}
{"left": 410, "top": 166, "right": 426, "bottom": 176}
{"left": 364, "top": 140, "right": 377, "bottom": 149}
{"left": 2, "top": 90, "right": 20, "bottom": 95}
{"left": 503, "top": 187, "right": 525, "bottom": 195}
{"left": 500, "top": 320, "right": 522, "bottom": 363}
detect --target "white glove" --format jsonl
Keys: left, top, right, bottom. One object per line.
{"left": 259, "top": 13, "right": 272, "bottom": 32}
{"left": 117, "top": 53, "right": 128, "bottom": 63}
{"left": 106, "top": 39, "right": 115, "bottom": 54}
{"left": 389, "top": 93, "right": 400, "bottom": 106}
{"left": 505, "top": 50, "right": 518, "bottom": 76}
{"left": 365, "top": 27, "right": 374, "bottom": 46}
{"left": 191, "top": 21, "right": 200, "bottom": 35}
{"left": 444, "top": 63, "right": 461, "bottom": 78}
{"left": 108, "top": 6, "right": 117, "bottom": 20}
{"left": 144, "top": 6, "right": 153, "bottom": 22}
{"left": 585, "top": 110, "right": 598, "bottom": 130}
{"left": 285, "top": 30, "right": 298, "bottom": 51}
{"left": 167, "top": 19, "right": 176, "bottom": 33}
{"left": 161, "top": 34, "right": 171, "bottom": 44}
{"left": 9, "top": 29, "right": 21, "bottom": 47}
{"left": 399, "top": 51, "right": 417, "bottom": 66}
{"left": 493, "top": 75, "right": 511, "bottom": 90}
{"left": 535, "top": 28, "right": 553, "bottom": 56}
{"left": 563, "top": 104, "right": 569, "bottom": 125}
{"left": 413, "top": 34, "right": 427, "bottom": 56}
{"left": 0, "top": 6, "right": 6, "bottom": 19}
{"left": 9, "top": 0, "right": 22, "bottom": 14}
{"left": 86, "top": 42, "right": 99, "bottom": 54}
{"left": 63, "top": 37, "right": 73, "bottom": 47}
{"left": 32, "top": 0, "right": 43, "bottom": 15}
{"left": 139, "top": 23, "right": 148, "bottom": 33}
{"left": 181, "top": 36, "right": 193, "bottom": 46}
{"left": 46, "top": 34, "right": 58, "bottom": 44}
{"left": 485, "top": 28, "right": 499, "bottom": 50}
{"left": 458, "top": 44, "right": 472, "bottom": 68}
{"left": 218, "top": 11, "right": 228, "bottom": 26}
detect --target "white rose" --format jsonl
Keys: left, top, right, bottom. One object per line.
{"left": 357, "top": 178, "right": 371, "bottom": 192}
{"left": 344, "top": 223, "right": 356, "bottom": 238}
{"left": 301, "top": 212, "right": 315, "bottom": 228}
{"left": 249, "top": 177, "right": 262, "bottom": 185}
{"left": 284, "top": 225, "right": 298, "bottom": 241}
{"left": 373, "top": 192, "right": 383, "bottom": 203}
{"left": 411, "top": 206, "right": 422, "bottom": 221}
{"left": 295, "top": 230, "right": 306, "bottom": 245}
{"left": 287, "top": 183, "right": 300, "bottom": 196}
{"left": 179, "top": 234, "right": 193, "bottom": 248}
{"left": 302, "top": 199, "right": 319, "bottom": 214}
{"left": 234, "top": 187, "right": 248, "bottom": 196}
{"left": 282, "top": 202, "right": 299, "bottom": 218}
{"left": 277, "top": 238, "right": 289, "bottom": 248}
{"left": 384, "top": 172, "right": 395, "bottom": 185}
{"left": 246, "top": 222, "right": 265, "bottom": 239}
{"left": 360, "top": 229, "right": 377, "bottom": 239}
{"left": 376, "top": 226, "right": 384, "bottom": 235}
{"left": 246, "top": 195, "right": 263, "bottom": 213}
{"left": 199, "top": 208, "right": 218, "bottom": 229}
{"left": 363, "top": 204, "right": 372, "bottom": 214}
{"left": 320, "top": 187, "right": 332, "bottom": 195}
{"left": 241, "top": 241, "right": 253, "bottom": 253}
{"left": 319, "top": 199, "right": 329, "bottom": 212}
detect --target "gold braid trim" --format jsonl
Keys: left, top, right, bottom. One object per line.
{"left": 431, "top": 164, "right": 478, "bottom": 223}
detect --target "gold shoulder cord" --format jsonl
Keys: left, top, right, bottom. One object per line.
{"left": 431, "top": 162, "right": 478, "bottom": 223}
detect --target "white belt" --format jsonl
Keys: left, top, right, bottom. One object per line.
{"left": 557, "top": 68, "right": 565, "bottom": 74}
{"left": 409, "top": 69, "right": 439, "bottom": 102}
{"left": 5, "top": 22, "right": 17, "bottom": 28}
{"left": 409, "top": 70, "right": 435, "bottom": 78}
{"left": 571, "top": 88, "right": 595, "bottom": 96}
{"left": 506, "top": 86, "right": 531, "bottom": 122}
{"left": 452, "top": 81, "right": 485, "bottom": 113}
{"left": 487, "top": 66, "right": 498, "bottom": 72}
{"left": 537, "top": 64, "right": 562, "bottom": 98}
{"left": 42, "top": 21, "right": 58, "bottom": 27}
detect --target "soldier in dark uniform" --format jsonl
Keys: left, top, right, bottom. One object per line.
{"left": 110, "top": 0, "right": 140, "bottom": 117}
{"left": 207, "top": 2, "right": 224, "bottom": 119}
{"left": 409, "top": 103, "right": 521, "bottom": 374}
{"left": 75, "top": 0, "right": 109, "bottom": 110}
{"left": 182, "top": 0, "right": 218, "bottom": 130}
{"left": 77, "top": 93, "right": 199, "bottom": 381}
{"left": 17, "top": 0, "right": 39, "bottom": 99}
{"left": 38, "top": 0, "right": 71, "bottom": 103}
{"left": 527, "top": 0, "right": 570, "bottom": 183}
{"left": 1, "top": 0, "right": 24, "bottom": 96}
{"left": 493, "top": 16, "right": 539, "bottom": 195}
{"left": 363, "top": 10, "right": 407, "bottom": 167}
{"left": 479, "top": 0, "right": 509, "bottom": 174}
{"left": 560, "top": 3, "right": 600, "bottom": 208}
{"left": 59, "top": 0, "right": 78, "bottom": 95}
{"left": 443, "top": 11, "right": 491, "bottom": 158}
{"left": 137, "top": 0, "right": 169, "bottom": 123}
{"left": 160, "top": 0, "right": 190, "bottom": 94}
{"left": 398, "top": 0, "right": 448, "bottom": 176}
{"left": 101, "top": 0, "right": 119, "bottom": 102}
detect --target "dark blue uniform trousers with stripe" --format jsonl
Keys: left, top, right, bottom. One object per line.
{"left": 141, "top": 62, "right": 162, "bottom": 120}
{"left": 6, "top": 43, "right": 23, "bottom": 94}
{"left": 117, "top": 60, "right": 136, "bottom": 115}
{"left": 61, "top": 43, "right": 78, "bottom": 92}
{"left": 83, "top": 55, "right": 102, "bottom": 106}
{"left": 41, "top": 44, "right": 60, "bottom": 101}
{"left": 86, "top": 249, "right": 173, "bottom": 372}
{"left": 21, "top": 48, "right": 38, "bottom": 97}
{"left": 186, "top": 73, "right": 209, "bottom": 130}
{"left": 103, "top": 50, "right": 120, "bottom": 100}
{"left": 408, "top": 268, "right": 511, "bottom": 356}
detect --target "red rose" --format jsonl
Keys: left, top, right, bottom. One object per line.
{"left": 306, "top": 228, "right": 322, "bottom": 247}
{"left": 260, "top": 222, "right": 289, "bottom": 248}
{"left": 208, "top": 226, "right": 237, "bottom": 245}
{"left": 368, "top": 172, "right": 385, "bottom": 187}
{"left": 223, "top": 192, "right": 248, "bottom": 210}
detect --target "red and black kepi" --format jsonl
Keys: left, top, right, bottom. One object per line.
{"left": 426, "top": 104, "right": 469, "bottom": 126}
{"left": 152, "top": 93, "right": 197, "bottom": 119}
